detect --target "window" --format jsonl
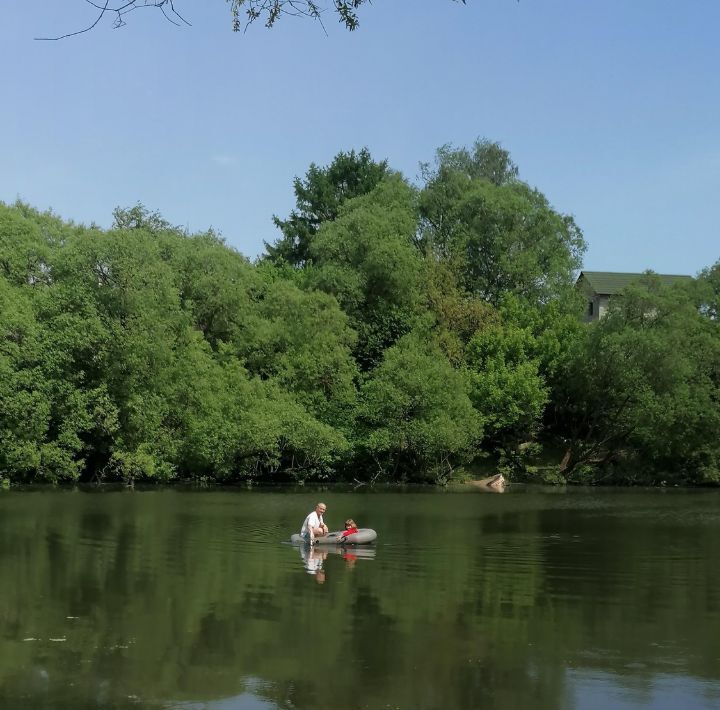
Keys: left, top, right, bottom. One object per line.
{"left": 588, "top": 301, "right": 594, "bottom": 316}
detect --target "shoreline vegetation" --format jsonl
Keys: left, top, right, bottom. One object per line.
{"left": 2, "top": 141, "right": 719, "bottom": 488}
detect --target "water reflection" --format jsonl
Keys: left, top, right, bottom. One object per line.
{"left": 295, "top": 541, "right": 376, "bottom": 582}
{"left": 1, "top": 486, "right": 719, "bottom": 710}
{"left": 298, "top": 544, "right": 327, "bottom": 582}
{"left": 469, "top": 473, "right": 506, "bottom": 492}
{"left": 568, "top": 670, "right": 720, "bottom": 710}
{"left": 176, "top": 685, "right": 276, "bottom": 710}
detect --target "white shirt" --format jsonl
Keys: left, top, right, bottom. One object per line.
{"left": 300, "top": 510, "right": 324, "bottom": 537}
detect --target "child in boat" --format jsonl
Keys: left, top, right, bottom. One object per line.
{"left": 341, "top": 519, "right": 359, "bottom": 538}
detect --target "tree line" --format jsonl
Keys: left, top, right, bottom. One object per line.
{"left": 1, "top": 140, "right": 719, "bottom": 485}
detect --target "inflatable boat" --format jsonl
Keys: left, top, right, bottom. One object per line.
{"left": 291, "top": 528, "right": 377, "bottom": 546}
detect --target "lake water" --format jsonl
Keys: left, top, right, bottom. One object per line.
{"left": 1, "top": 485, "right": 719, "bottom": 709}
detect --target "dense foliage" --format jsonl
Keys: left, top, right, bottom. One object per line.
{"left": 1, "top": 141, "right": 718, "bottom": 485}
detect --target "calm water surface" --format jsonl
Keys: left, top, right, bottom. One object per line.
{"left": 1, "top": 486, "right": 719, "bottom": 709}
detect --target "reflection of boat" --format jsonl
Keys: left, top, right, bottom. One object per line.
{"left": 297, "top": 543, "right": 376, "bottom": 579}
{"left": 322, "top": 545, "right": 376, "bottom": 559}
{"left": 290, "top": 528, "right": 377, "bottom": 545}
{"left": 470, "top": 474, "right": 505, "bottom": 492}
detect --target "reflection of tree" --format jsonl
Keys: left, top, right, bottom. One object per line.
{"left": 0, "top": 490, "right": 719, "bottom": 709}
{"left": 348, "top": 586, "right": 399, "bottom": 680}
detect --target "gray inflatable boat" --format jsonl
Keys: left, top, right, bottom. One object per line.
{"left": 291, "top": 528, "right": 377, "bottom": 546}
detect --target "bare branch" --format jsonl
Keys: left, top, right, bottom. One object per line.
{"left": 35, "top": 0, "right": 111, "bottom": 40}
{"left": 159, "top": 4, "right": 181, "bottom": 26}
{"left": 169, "top": 1, "right": 192, "bottom": 26}
{"left": 35, "top": 0, "right": 191, "bottom": 41}
{"left": 35, "top": 0, "right": 463, "bottom": 40}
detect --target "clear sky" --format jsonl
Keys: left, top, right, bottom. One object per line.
{"left": 2, "top": 1, "right": 718, "bottom": 275}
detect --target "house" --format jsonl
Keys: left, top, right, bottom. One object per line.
{"left": 576, "top": 271, "right": 693, "bottom": 322}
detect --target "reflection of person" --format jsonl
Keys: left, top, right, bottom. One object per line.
{"left": 300, "top": 502, "right": 328, "bottom": 543}
{"left": 343, "top": 552, "right": 358, "bottom": 570}
{"left": 299, "top": 545, "right": 327, "bottom": 583}
{"left": 341, "top": 519, "right": 359, "bottom": 538}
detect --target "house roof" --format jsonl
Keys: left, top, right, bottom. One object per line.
{"left": 577, "top": 271, "right": 693, "bottom": 296}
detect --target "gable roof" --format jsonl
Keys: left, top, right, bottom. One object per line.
{"left": 577, "top": 271, "right": 693, "bottom": 296}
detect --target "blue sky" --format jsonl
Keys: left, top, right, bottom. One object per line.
{"left": 2, "top": 1, "right": 718, "bottom": 275}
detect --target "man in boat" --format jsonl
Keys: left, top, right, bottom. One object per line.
{"left": 300, "top": 502, "right": 328, "bottom": 544}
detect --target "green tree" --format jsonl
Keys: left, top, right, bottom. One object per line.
{"left": 420, "top": 139, "right": 520, "bottom": 187}
{"left": 0, "top": 204, "right": 115, "bottom": 482}
{"left": 419, "top": 140, "right": 586, "bottom": 307}
{"left": 552, "top": 275, "right": 720, "bottom": 484}
{"left": 356, "top": 332, "right": 482, "bottom": 482}
{"left": 466, "top": 319, "right": 548, "bottom": 456}
{"left": 696, "top": 259, "right": 720, "bottom": 321}
{"left": 171, "top": 231, "right": 262, "bottom": 349}
{"left": 265, "top": 148, "right": 389, "bottom": 268}
{"left": 236, "top": 278, "right": 359, "bottom": 426}
{"left": 173, "top": 347, "right": 349, "bottom": 482}
{"left": 305, "top": 175, "right": 423, "bottom": 370}
{"left": 424, "top": 259, "right": 498, "bottom": 367}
